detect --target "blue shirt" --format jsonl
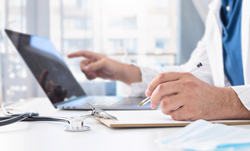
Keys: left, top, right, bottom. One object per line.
{"left": 220, "top": 0, "right": 245, "bottom": 86}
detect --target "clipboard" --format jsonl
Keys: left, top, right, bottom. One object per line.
{"left": 94, "top": 110, "right": 250, "bottom": 128}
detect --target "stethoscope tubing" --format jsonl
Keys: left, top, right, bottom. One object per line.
{"left": 0, "top": 112, "right": 30, "bottom": 126}
{"left": 0, "top": 103, "right": 91, "bottom": 131}
{"left": 0, "top": 115, "right": 69, "bottom": 126}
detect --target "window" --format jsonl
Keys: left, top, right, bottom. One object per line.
{"left": 155, "top": 38, "right": 169, "bottom": 54}
{"left": 50, "top": 0, "right": 177, "bottom": 96}
{"left": 108, "top": 39, "right": 137, "bottom": 54}
{"left": 51, "top": 0, "right": 177, "bottom": 64}
{"left": 64, "top": 17, "right": 92, "bottom": 30}
{"left": 156, "top": 39, "right": 168, "bottom": 49}
{"left": 155, "top": 59, "right": 169, "bottom": 67}
{"left": 63, "top": 39, "right": 92, "bottom": 51}
{"left": 0, "top": 0, "right": 179, "bottom": 102}
{"left": 0, "top": 0, "right": 32, "bottom": 102}
{"left": 6, "top": 1, "right": 26, "bottom": 31}
{"left": 148, "top": 0, "right": 170, "bottom": 8}
{"left": 150, "top": 15, "right": 169, "bottom": 29}
{"left": 109, "top": 16, "right": 137, "bottom": 29}
{"left": 63, "top": 0, "right": 92, "bottom": 9}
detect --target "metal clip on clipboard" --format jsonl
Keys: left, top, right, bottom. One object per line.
{"left": 84, "top": 101, "right": 118, "bottom": 121}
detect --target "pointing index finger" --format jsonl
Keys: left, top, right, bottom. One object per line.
{"left": 68, "top": 50, "right": 99, "bottom": 59}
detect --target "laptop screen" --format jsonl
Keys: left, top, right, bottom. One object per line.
{"left": 5, "top": 29, "right": 86, "bottom": 104}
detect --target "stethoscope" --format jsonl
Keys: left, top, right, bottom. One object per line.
{"left": 0, "top": 101, "right": 118, "bottom": 132}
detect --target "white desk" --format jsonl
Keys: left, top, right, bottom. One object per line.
{"left": 1, "top": 98, "right": 250, "bottom": 151}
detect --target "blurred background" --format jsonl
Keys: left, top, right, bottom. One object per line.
{"left": 0, "top": 0, "right": 211, "bottom": 104}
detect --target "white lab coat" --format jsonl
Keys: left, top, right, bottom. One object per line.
{"left": 130, "top": 0, "right": 250, "bottom": 111}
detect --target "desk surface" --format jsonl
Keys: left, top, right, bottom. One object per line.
{"left": 1, "top": 98, "right": 250, "bottom": 151}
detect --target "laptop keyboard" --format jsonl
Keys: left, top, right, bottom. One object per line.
{"left": 66, "top": 97, "right": 124, "bottom": 107}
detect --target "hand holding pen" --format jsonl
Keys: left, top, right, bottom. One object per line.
{"left": 140, "top": 62, "right": 246, "bottom": 121}
{"left": 138, "top": 63, "right": 202, "bottom": 107}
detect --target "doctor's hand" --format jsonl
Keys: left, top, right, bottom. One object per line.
{"left": 146, "top": 72, "right": 250, "bottom": 121}
{"left": 68, "top": 50, "right": 141, "bottom": 85}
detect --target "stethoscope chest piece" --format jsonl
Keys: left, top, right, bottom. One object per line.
{"left": 64, "top": 116, "right": 90, "bottom": 132}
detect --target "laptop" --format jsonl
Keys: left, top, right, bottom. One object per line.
{"left": 5, "top": 29, "right": 151, "bottom": 110}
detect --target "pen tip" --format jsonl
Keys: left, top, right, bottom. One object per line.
{"left": 138, "top": 103, "right": 143, "bottom": 107}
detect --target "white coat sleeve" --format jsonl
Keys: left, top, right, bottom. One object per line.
{"left": 130, "top": 37, "right": 214, "bottom": 97}
{"left": 231, "top": 86, "right": 250, "bottom": 111}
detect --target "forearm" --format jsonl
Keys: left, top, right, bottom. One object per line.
{"left": 117, "top": 63, "right": 142, "bottom": 85}
{"left": 208, "top": 87, "right": 250, "bottom": 120}
{"left": 224, "top": 87, "right": 250, "bottom": 120}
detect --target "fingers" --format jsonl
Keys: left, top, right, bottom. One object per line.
{"left": 170, "top": 107, "right": 191, "bottom": 121}
{"left": 68, "top": 50, "right": 103, "bottom": 60}
{"left": 82, "top": 59, "right": 109, "bottom": 80}
{"left": 146, "top": 72, "right": 183, "bottom": 97}
{"left": 79, "top": 59, "right": 97, "bottom": 80}
{"left": 85, "top": 59, "right": 107, "bottom": 72}
{"left": 39, "top": 70, "right": 49, "bottom": 90}
{"left": 160, "top": 94, "right": 184, "bottom": 115}
{"left": 150, "top": 81, "right": 180, "bottom": 109}
{"left": 96, "top": 70, "right": 112, "bottom": 80}
{"left": 68, "top": 50, "right": 94, "bottom": 58}
{"left": 79, "top": 58, "right": 109, "bottom": 80}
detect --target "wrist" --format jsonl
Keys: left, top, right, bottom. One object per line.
{"left": 117, "top": 63, "right": 142, "bottom": 85}
{"left": 222, "top": 87, "right": 250, "bottom": 120}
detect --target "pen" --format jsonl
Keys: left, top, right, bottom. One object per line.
{"left": 138, "top": 62, "right": 203, "bottom": 107}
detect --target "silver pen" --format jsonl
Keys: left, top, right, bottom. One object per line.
{"left": 138, "top": 62, "right": 203, "bottom": 107}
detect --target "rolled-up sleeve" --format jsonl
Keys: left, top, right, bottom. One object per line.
{"left": 232, "top": 85, "right": 250, "bottom": 111}
{"left": 130, "top": 66, "right": 159, "bottom": 97}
